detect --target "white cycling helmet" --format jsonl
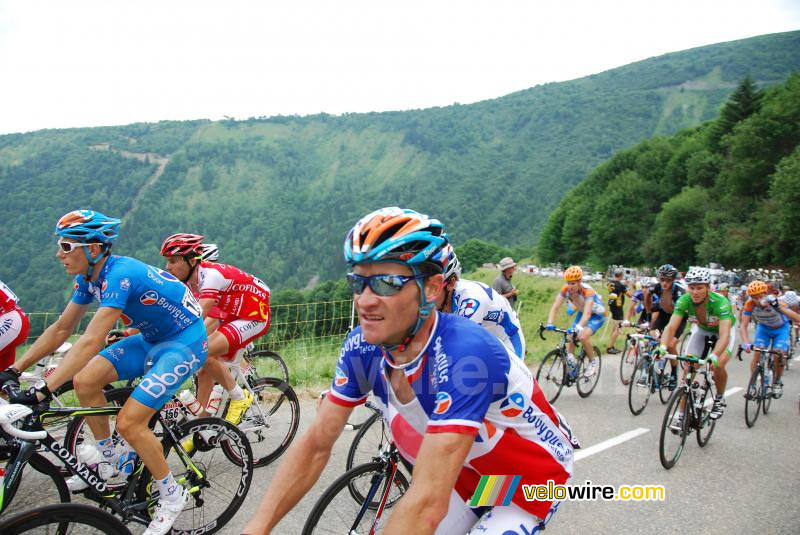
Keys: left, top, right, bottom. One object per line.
{"left": 684, "top": 267, "right": 710, "bottom": 285}
{"left": 783, "top": 290, "right": 799, "bottom": 307}
{"left": 199, "top": 243, "right": 219, "bottom": 262}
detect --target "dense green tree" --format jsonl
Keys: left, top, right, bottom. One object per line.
{"left": 644, "top": 186, "right": 711, "bottom": 265}
{"left": 709, "top": 75, "right": 764, "bottom": 150}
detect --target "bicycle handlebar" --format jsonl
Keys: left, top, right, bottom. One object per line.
{"left": 1, "top": 421, "right": 47, "bottom": 440}
{"left": 0, "top": 400, "right": 47, "bottom": 440}
{"left": 736, "top": 344, "right": 782, "bottom": 362}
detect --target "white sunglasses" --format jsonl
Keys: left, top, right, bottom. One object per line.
{"left": 57, "top": 240, "right": 93, "bottom": 253}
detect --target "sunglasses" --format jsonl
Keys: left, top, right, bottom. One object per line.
{"left": 57, "top": 240, "right": 92, "bottom": 253}
{"left": 658, "top": 277, "right": 674, "bottom": 282}
{"left": 346, "top": 273, "right": 427, "bottom": 296}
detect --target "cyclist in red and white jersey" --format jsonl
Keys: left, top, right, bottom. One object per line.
{"left": 0, "top": 279, "right": 30, "bottom": 370}
{"left": 161, "top": 234, "right": 271, "bottom": 425}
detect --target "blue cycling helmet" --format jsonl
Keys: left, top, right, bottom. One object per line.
{"left": 344, "top": 207, "right": 449, "bottom": 354}
{"left": 344, "top": 207, "right": 448, "bottom": 271}
{"left": 55, "top": 210, "right": 120, "bottom": 244}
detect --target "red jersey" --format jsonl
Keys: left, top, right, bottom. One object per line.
{"left": 197, "top": 261, "right": 270, "bottom": 321}
{"left": 0, "top": 280, "right": 21, "bottom": 315}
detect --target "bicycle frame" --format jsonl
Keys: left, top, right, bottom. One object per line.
{"left": 349, "top": 445, "right": 403, "bottom": 535}
{"left": 0, "top": 401, "right": 207, "bottom": 526}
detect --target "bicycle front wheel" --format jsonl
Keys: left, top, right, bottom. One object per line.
{"left": 536, "top": 350, "right": 567, "bottom": 404}
{"left": 619, "top": 341, "right": 638, "bottom": 385}
{"left": 136, "top": 417, "right": 253, "bottom": 535}
{"left": 346, "top": 411, "right": 389, "bottom": 471}
{"left": 696, "top": 386, "right": 717, "bottom": 447}
{"left": 762, "top": 373, "right": 773, "bottom": 415}
{"left": 627, "top": 358, "right": 652, "bottom": 415}
{"left": 659, "top": 388, "right": 689, "bottom": 470}
{"left": 302, "top": 461, "right": 410, "bottom": 535}
{"left": 0, "top": 503, "right": 131, "bottom": 535}
{"left": 0, "top": 452, "right": 70, "bottom": 517}
{"left": 576, "top": 346, "right": 602, "bottom": 398}
{"left": 744, "top": 368, "right": 762, "bottom": 428}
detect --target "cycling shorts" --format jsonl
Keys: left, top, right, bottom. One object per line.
{"left": 432, "top": 489, "right": 561, "bottom": 534}
{"left": 572, "top": 312, "right": 605, "bottom": 334}
{"left": 0, "top": 309, "right": 30, "bottom": 369}
{"left": 100, "top": 321, "right": 208, "bottom": 410}
{"left": 216, "top": 317, "right": 270, "bottom": 361}
{"left": 684, "top": 325, "right": 735, "bottom": 357}
{"left": 754, "top": 322, "right": 790, "bottom": 352}
{"left": 609, "top": 304, "right": 624, "bottom": 321}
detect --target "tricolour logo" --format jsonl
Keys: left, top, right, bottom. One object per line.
{"left": 334, "top": 366, "right": 348, "bottom": 387}
{"left": 140, "top": 290, "right": 158, "bottom": 305}
{"left": 469, "top": 475, "right": 522, "bottom": 507}
{"left": 500, "top": 392, "right": 525, "bottom": 417}
{"left": 433, "top": 391, "right": 452, "bottom": 414}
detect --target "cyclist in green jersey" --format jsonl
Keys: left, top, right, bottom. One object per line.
{"left": 660, "top": 267, "right": 735, "bottom": 421}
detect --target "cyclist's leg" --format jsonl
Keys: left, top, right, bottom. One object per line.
{"left": 72, "top": 356, "right": 120, "bottom": 443}
{"left": 467, "top": 499, "right": 563, "bottom": 534}
{"left": 752, "top": 325, "right": 770, "bottom": 373}
{"left": 772, "top": 323, "right": 790, "bottom": 382}
{"left": 433, "top": 490, "right": 482, "bottom": 535}
{"left": 0, "top": 309, "right": 29, "bottom": 369}
{"left": 578, "top": 314, "right": 604, "bottom": 360}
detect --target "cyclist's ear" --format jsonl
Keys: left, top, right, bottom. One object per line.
{"left": 424, "top": 273, "right": 444, "bottom": 303}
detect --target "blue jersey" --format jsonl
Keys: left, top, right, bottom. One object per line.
{"left": 71, "top": 256, "right": 203, "bottom": 342}
{"left": 327, "top": 313, "right": 577, "bottom": 519}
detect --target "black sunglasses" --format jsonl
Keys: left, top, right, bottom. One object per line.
{"left": 346, "top": 273, "right": 427, "bottom": 296}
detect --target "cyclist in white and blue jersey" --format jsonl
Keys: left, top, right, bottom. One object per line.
{"left": 437, "top": 245, "right": 526, "bottom": 359}
{"left": 0, "top": 210, "right": 207, "bottom": 535}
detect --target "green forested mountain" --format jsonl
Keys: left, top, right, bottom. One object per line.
{"left": 538, "top": 73, "right": 800, "bottom": 269}
{"left": 2, "top": 30, "right": 799, "bottom": 311}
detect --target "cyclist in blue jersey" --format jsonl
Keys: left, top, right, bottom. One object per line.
{"left": 0, "top": 210, "right": 207, "bottom": 535}
{"left": 245, "top": 207, "right": 576, "bottom": 535}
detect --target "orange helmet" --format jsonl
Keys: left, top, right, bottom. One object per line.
{"left": 564, "top": 266, "right": 583, "bottom": 282}
{"left": 747, "top": 280, "right": 768, "bottom": 297}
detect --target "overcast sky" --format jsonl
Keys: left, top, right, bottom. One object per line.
{"left": 1, "top": 0, "right": 798, "bottom": 135}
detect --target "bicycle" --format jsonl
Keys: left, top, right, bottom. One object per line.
{"left": 65, "top": 342, "right": 300, "bottom": 469}
{"left": 241, "top": 343, "right": 290, "bottom": 384}
{"left": 739, "top": 345, "right": 783, "bottom": 428}
{"left": 0, "top": 502, "right": 132, "bottom": 534}
{"left": 535, "top": 324, "right": 602, "bottom": 403}
{"left": 302, "top": 443, "right": 410, "bottom": 534}
{"left": 0, "top": 393, "right": 253, "bottom": 533}
{"left": 627, "top": 329, "right": 671, "bottom": 415}
{"left": 658, "top": 351, "right": 717, "bottom": 470}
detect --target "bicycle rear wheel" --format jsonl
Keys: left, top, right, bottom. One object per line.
{"left": 302, "top": 461, "right": 410, "bottom": 535}
{"left": 576, "top": 346, "right": 601, "bottom": 398}
{"left": 619, "top": 341, "right": 638, "bottom": 386}
{"left": 0, "top": 502, "right": 131, "bottom": 535}
{"left": 535, "top": 350, "right": 567, "bottom": 404}
{"left": 247, "top": 350, "right": 290, "bottom": 383}
{"left": 136, "top": 417, "right": 253, "bottom": 535}
{"left": 627, "top": 358, "right": 652, "bottom": 415}
{"left": 232, "top": 377, "right": 300, "bottom": 467}
{"left": 744, "top": 368, "right": 762, "bottom": 428}
{"left": 659, "top": 388, "right": 689, "bottom": 469}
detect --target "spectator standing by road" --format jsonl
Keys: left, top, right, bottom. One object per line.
{"left": 492, "top": 257, "right": 519, "bottom": 310}
{"left": 606, "top": 268, "right": 630, "bottom": 354}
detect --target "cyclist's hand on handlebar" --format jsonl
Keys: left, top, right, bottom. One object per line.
{"left": 545, "top": 323, "right": 556, "bottom": 331}
{"left": 655, "top": 345, "right": 668, "bottom": 357}
{"left": 105, "top": 329, "right": 128, "bottom": 346}
{"left": 0, "top": 367, "right": 21, "bottom": 389}
{"left": 2, "top": 383, "right": 51, "bottom": 405}
{"left": 708, "top": 354, "right": 719, "bottom": 368}
{"left": 742, "top": 343, "right": 753, "bottom": 353}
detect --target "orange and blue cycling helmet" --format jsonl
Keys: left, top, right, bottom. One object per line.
{"left": 55, "top": 210, "right": 120, "bottom": 278}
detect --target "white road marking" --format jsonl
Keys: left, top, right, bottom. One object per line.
{"left": 575, "top": 428, "right": 649, "bottom": 461}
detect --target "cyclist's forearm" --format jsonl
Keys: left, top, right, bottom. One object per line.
{"left": 244, "top": 432, "right": 333, "bottom": 534}
{"left": 45, "top": 332, "right": 105, "bottom": 391}
{"left": 14, "top": 321, "right": 73, "bottom": 371}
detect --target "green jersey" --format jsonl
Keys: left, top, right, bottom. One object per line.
{"left": 672, "top": 291, "right": 736, "bottom": 332}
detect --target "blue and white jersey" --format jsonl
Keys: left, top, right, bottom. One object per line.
{"left": 71, "top": 255, "right": 203, "bottom": 342}
{"left": 327, "top": 313, "right": 576, "bottom": 520}
{"left": 451, "top": 279, "right": 525, "bottom": 358}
